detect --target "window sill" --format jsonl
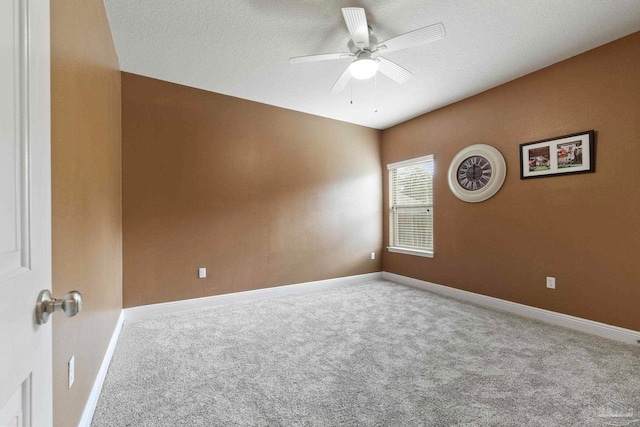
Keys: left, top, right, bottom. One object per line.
{"left": 387, "top": 246, "right": 434, "bottom": 258}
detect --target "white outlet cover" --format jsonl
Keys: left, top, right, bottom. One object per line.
{"left": 198, "top": 267, "right": 206, "bottom": 278}
{"left": 68, "top": 356, "right": 75, "bottom": 388}
{"left": 546, "top": 277, "right": 556, "bottom": 289}
{"left": 371, "top": 252, "right": 375, "bottom": 260}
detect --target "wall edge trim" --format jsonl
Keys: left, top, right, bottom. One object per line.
{"left": 124, "top": 272, "right": 383, "bottom": 322}
{"left": 383, "top": 272, "right": 640, "bottom": 345}
{"left": 78, "top": 310, "right": 124, "bottom": 427}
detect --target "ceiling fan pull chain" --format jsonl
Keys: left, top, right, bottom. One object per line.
{"left": 374, "top": 74, "right": 378, "bottom": 113}
{"left": 350, "top": 81, "right": 353, "bottom": 105}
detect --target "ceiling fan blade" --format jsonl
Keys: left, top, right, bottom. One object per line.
{"left": 378, "top": 22, "right": 445, "bottom": 54}
{"left": 289, "top": 52, "right": 353, "bottom": 64}
{"left": 377, "top": 57, "right": 412, "bottom": 84}
{"left": 342, "top": 7, "right": 369, "bottom": 48}
{"left": 330, "top": 65, "right": 353, "bottom": 94}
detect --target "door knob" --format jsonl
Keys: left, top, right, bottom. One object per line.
{"left": 35, "top": 290, "right": 83, "bottom": 325}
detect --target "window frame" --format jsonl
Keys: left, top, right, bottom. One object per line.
{"left": 387, "top": 155, "right": 434, "bottom": 258}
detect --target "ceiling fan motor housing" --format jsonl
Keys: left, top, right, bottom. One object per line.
{"left": 348, "top": 33, "right": 380, "bottom": 54}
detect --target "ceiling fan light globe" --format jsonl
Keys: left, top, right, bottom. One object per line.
{"left": 349, "top": 58, "right": 378, "bottom": 80}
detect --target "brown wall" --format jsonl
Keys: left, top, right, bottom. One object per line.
{"left": 121, "top": 73, "right": 382, "bottom": 307}
{"left": 381, "top": 32, "right": 640, "bottom": 332}
{"left": 51, "top": 0, "right": 122, "bottom": 426}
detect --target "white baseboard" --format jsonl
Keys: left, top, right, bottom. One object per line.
{"left": 78, "top": 310, "right": 124, "bottom": 427}
{"left": 124, "top": 272, "right": 383, "bottom": 322}
{"left": 383, "top": 272, "right": 640, "bottom": 345}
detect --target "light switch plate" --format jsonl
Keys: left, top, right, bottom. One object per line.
{"left": 198, "top": 267, "right": 206, "bottom": 279}
{"left": 68, "top": 356, "right": 75, "bottom": 388}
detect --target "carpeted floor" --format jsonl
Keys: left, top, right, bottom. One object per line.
{"left": 91, "top": 280, "right": 640, "bottom": 426}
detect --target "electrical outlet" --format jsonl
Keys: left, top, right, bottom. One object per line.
{"left": 546, "top": 276, "right": 556, "bottom": 289}
{"left": 68, "top": 356, "right": 75, "bottom": 388}
{"left": 198, "top": 267, "right": 206, "bottom": 279}
{"left": 370, "top": 252, "right": 375, "bottom": 260}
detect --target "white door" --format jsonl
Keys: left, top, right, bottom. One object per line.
{"left": 0, "top": 0, "right": 52, "bottom": 426}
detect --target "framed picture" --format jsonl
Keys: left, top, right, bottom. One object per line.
{"left": 520, "top": 130, "right": 595, "bottom": 179}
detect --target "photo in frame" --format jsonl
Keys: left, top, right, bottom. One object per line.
{"left": 520, "top": 130, "right": 595, "bottom": 179}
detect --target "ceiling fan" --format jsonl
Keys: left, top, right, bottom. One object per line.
{"left": 290, "top": 7, "right": 445, "bottom": 94}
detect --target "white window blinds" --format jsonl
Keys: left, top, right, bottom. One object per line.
{"left": 388, "top": 155, "right": 434, "bottom": 256}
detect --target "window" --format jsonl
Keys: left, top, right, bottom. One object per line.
{"left": 387, "top": 155, "right": 434, "bottom": 257}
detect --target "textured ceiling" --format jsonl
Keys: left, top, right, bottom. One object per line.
{"left": 104, "top": 0, "right": 640, "bottom": 130}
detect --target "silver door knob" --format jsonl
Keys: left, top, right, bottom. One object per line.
{"left": 35, "top": 290, "right": 83, "bottom": 325}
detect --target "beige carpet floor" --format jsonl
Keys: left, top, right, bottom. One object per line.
{"left": 91, "top": 280, "right": 640, "bottom": 426}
